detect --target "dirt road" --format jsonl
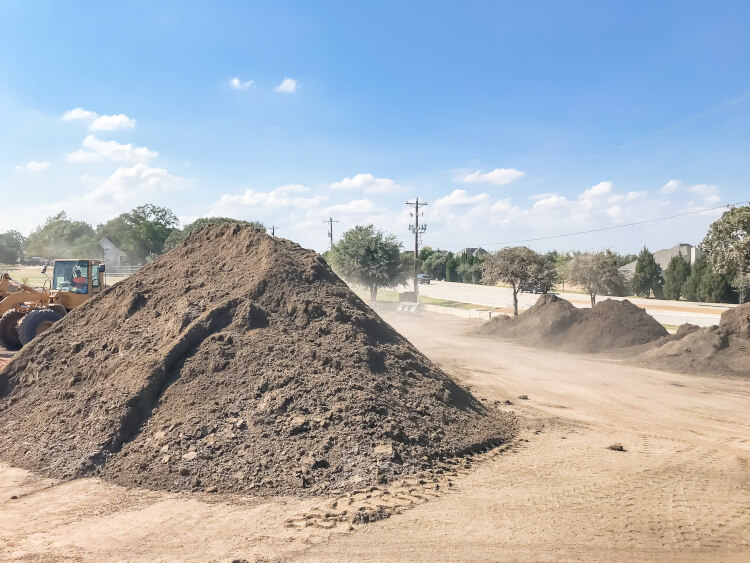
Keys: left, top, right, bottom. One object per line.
{"left": 2, "top": 312, "right": 749, "bottom": 561}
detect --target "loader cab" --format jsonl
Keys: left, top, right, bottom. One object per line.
{"left": 50, "top": 259, "right": 105, "bottom": 309}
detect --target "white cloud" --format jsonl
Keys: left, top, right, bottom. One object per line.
{"left": 66, "top": 135, "right": 157, "bottom": 163}
{"left": 607, "top": 205, "right": 623, "bottom": 219}
{"left": 491, "top": 199, "right": 512, "bottom": 212}
{"left": 580, "top": 181, "right": 612, "bottom": 199}
{"left": 62, "top": 108, "right": 97, "bottom": 121}
{"left": 230, "top": 77, "right": 254, "bottom": 90}
{"left": 323, "top": 199, "right": 381, "bottom": 215}
{"left": 275, "top": 78, "right": 297, "bottom": 93}
{"left": 15, "top": 161, "right": 50, "bottom": 172}
{"left": 62, "top": 108, "right": 137, "bottom": 131}
{"left": 208, "top": 184, "right": 327, "bottom": 216}
{"left": 533, "top": 194, "right": 570, "bottom": 209}
{"left": 453, "top": 168, "right": 525, "bottom": 186}
{"left": 434, "top": 189, "right": 490, "bottom": 208}
{"left": 661, "top": 179, "right": 682, "bottom": 194}
{"left": 84, "top": 163, "right": 186, "bottom": 204}
{"left": 661, "top": 180, "right": 721, "bottom": 206}
{"left": 688, "top": 184, "right": 719, "bottom": 197}
{"left": 329, "top": 173, "right": 404, "bottom": 194}
{"left": 91, "top": 114, "right": 136, "bottom": 131}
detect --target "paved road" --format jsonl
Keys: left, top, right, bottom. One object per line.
{"left": 409, "top": 281, "right": 732, "bottom": 327}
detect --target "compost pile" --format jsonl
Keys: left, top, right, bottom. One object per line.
{"left": 477, "top": 294, "right": 667, "bottom": 353}
{"left": 0, "top": 225, "right": 514, "bottom": 495}
{"left": 636, "top": 302, "right": 750, "bottom": 378}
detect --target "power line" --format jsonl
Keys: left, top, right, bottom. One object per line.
{"left": 449, "top": 200, "right": 749, "bottom": 249}
{"left": 530, "top": 90, "right": 750, "bottom": 185}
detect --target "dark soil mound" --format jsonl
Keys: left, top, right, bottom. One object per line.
{"left": 476, "top": 294, "right": 582, "bottom": 347}
{"left": 564, "top": 299, "right": 668, "bottom": 353}
{"left": 636, "top": 303, "right": 750, "bottom": 378}
{"left": 0, "top": 225, "right": 514, "bottom": 495}
{"left": 478, "top": 294, "right": 667, "bottom": 353}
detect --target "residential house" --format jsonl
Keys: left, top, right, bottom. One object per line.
{"left": 99, "top": 237, "right": 128, "bottom": 266}
{"left": 620, "top": 243, "right": 703, "bottom": 279}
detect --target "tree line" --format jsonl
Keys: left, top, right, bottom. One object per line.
{"left": 0, "top": 206, "right": 265, "bottom": 266}
{"left": 326, "top": 204, "right": 750, "bottom": 310}
{"left": 4, "top": 203, "right": 747, "bottom": 308}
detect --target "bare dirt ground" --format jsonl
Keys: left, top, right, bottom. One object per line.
{"left": 2, "top": 311, "right": 750, "bottom": 561}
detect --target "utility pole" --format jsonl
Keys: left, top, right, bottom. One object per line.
{"left": 270, "top": 226, "right": 277, "bottom": 237}
{"left": 406, "top": 198, "right": 427, "bottom": 297}
{"left": 323, "top": 217, "right": 339, "bottom": 252}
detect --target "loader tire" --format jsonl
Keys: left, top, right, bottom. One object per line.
{"left": 0, "top": 310, "right": 25, "bottom": 351}
{"left": 47, "top": 304, "right": 67, "bottom": 317}
{"left": 18, "top": 309, "right": 63, "bottom": 346}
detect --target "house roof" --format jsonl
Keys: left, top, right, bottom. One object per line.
{"left": 619, "top": 243, "right": 697, "bottom": 276}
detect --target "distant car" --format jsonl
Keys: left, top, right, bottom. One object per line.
{"left": 520, "top": 281, "right": 549, "bottom": 294}
{"left": 417, "top": 274, "right": 431, "bottom": 284}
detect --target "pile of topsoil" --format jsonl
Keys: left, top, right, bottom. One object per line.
{"left": 0, "top": 225, "right": 514, "bottom": 495}
{"left": 635, "top": 302, "right": 750, "bottom": 377}
{"left": 476, "top": 294, "right": 667, "bottom": 353}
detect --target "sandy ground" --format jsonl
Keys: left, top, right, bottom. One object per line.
{"left": 2, "top": 312, "right": 749, "bottom": 561}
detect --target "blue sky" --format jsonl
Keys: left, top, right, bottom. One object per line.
{"left": 2, "top": 1, "right": 749, "bottom": 253}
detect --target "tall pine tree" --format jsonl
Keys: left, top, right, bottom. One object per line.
{"left": 631, "top": 247, "right": 664, "bottom": 298}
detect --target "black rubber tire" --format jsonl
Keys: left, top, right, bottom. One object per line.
{"left": 18, "top": 309, "right": 63, "bottom": 346}
{"left": 0, "top": 310, "right": 25, "bottom": 351}
{"left": 47, "top": 304, "right": 67, "bottom": 317}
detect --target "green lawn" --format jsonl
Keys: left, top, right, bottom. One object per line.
{"left": 1, "top": 264, "right": 50, "bottom": 288}
{"left": 1, "top": 264, "right": 130, "bottom": 290}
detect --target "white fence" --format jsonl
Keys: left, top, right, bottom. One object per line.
{"left": 105, "top": 265, "right": 142, "bottom": 277}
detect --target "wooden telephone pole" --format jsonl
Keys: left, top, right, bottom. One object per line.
{"left": 406, "top": 198, "right": 427, "bottom": 296}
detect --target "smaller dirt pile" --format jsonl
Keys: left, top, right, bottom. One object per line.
{"left": 636, "top": 303, "right": 750, "bottom": 377}
{"left": 477, "top": 294, "right": 667, "bottom": 354}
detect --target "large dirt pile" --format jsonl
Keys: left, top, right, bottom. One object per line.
{"left": 0, "top": 225, "right": 514, "bottom": 495}
{"left": 477, "top": 294, "right": 667, "bottom": 353}
{"left": 636, "top": 303, "right": 750, "bottom": 377}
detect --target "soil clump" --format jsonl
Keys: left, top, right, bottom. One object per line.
{"left": 635, "top": 302, "right": 750, "bottom": 378}
{"left": 477, "top": 294, "right": 667, "bottom": 353}
{"left": 0, "top": 225, "right": 514, "bottom": 495}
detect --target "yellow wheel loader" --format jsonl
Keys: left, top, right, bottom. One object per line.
{"left": 0, "top": 259, "right": 106, "bottom": 350}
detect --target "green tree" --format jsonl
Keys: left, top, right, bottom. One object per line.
{"left": 663, "top": 255, "right": 691, "bottom": 300}
{"left": 329, "top": 225, "right": 409, "bottom": 302}
{"left": 97, "top": 204, "right": 180, "bottom": 263}
{"left": 732, "top": 272, "right": 750, "bottom": 304}
{"left": 701, "top": 205, "right": 750, "bottom": 277}
{"left": 531, "top": 252, "right": 558, "bottom": 292}
{"left": 611, "top": 252, "right": 638, "bottom": 267}
{"left": 569, "top": 250, "right": 625, "bottom": 307}
{"left": 0, "top": 231, "right": 26, "bottom": 264}
{"left": 422, "top": 251, "right": 447, "bottom": 280}
{"left": 554, "top": 252, "right": 572, "bottom": 291}
{"left": 682, "top": 255, "right": 735, "bottom": 303}
{"left": 456, "top": 261, "right": 472, "bottom": 283}
{"left": 631, "top": 247, "right": 664, "bottom": 298}
{"left": 682, "top": 255, "right": 709, "bottom": 302}
{"left": 163, "top": 217, "right": 265, "bottom": 252}
{"left": 25, "top": 211, "right": 99, "bottom": 259}
{"left": 445, "top": 252, "right": 457, "bottom": 282}
{"left": 481, "top": 246, "right": 541, "bottom": 316}
{"left": 418, "top": 245, "right": 434, "bottom": 263}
